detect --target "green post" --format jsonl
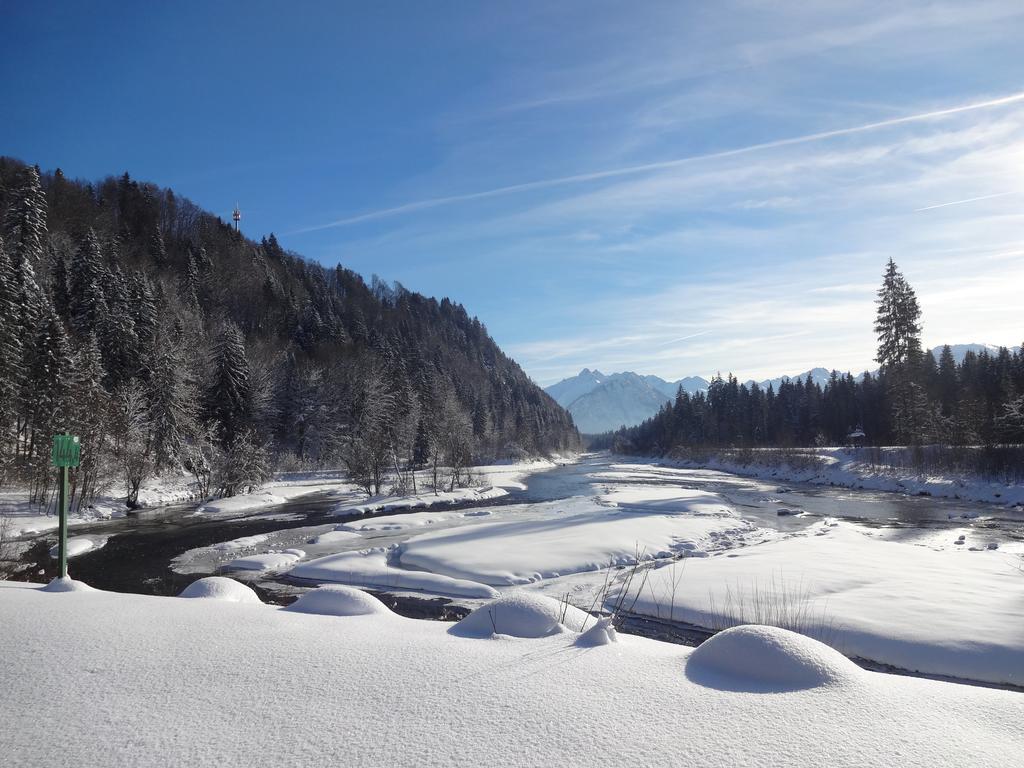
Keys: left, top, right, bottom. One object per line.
{"left": 58, "top": 464, "right": 69, "bottom": 579}
{"left": 51, "top": 432, "right": 81, "bottom": 580}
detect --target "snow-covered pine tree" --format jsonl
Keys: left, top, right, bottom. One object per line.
{"left": 130, "top": 272, "right": 158, "bottom": 382}
{"left": 148, "top": 228, "right": 167, "bottom": 269}
{"left": 98, "top": 264, "right": 139, "bottom": 390}
{"left": 207, "top": 322, "right": 252, "bottom": 446}
{"left": 50, "top": 250, "right": 71, "bottom": 321}
{"left": 0, "top": 237, "right": 24, "bottom": 463}
{"left": 68, "top": 230, "right": 109, "bottom": 339}
{"left": 874, "top": 258, "right": 922, "bottom": 370}
{"left": 874, "top": 259, "right": 928, "bottom": 444}
{"left": 13, "top": 252, "right": 47, "bottom": 455}
{"left": 2, "top": 164, "right": 47, "bottom": 271}
{"left": 148, "top": 345, "right": 197, "bottom": 471}
{"left": 936, "top": 345, "right": 958, "bottom": 417}
{"left": 23, "top": 302, "right": 75, "bottom": 498}
{"left": 181, "top": 248, "right": 202, "bottom": 313}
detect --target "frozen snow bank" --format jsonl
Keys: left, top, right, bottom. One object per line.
{"left": 340, "top": 511, "right": 452, "bottom": 531}
{"left": 284, "top": 585, "right": 391, "bottom": 617}
{"left": 211, "top": 534, "right": 270, "bottom": 551}
{"left": 1, "top": 584, "right": 1021, "bottom": 767}
{"left": 600, "top": 486, "right": 732, "bottom": 516}
{"left": 289, "top": 549, "right": 499, "bottom": 599}
{"left": 196, "top": 474, "right": 362, "bottom": 516}
{"left": 48, "top": 535, "right": 106, "bottom": 559}
{"left": 223, "top": 551, "right": 304, "bottom": 572}
{"left": 40, "top": 576, "right": 96, "bottom": 593}
{"left": 452, "top": 592, "right": 590, "bottom": 638}
{"left": 308, "top": 529, "right": 363, "bottom": 545}
{"left": 672, "top": 448, "right": 1024, "bottom": 507}
{"left": 332, "top": 486, "right": 508, "bottom": 517}
{"left": 632, "top": 523, "right": 1024, "bottom": 686}
{"left": 475, "top": 458, "right": 559, "bottom": 491}
{"left": 686, "top": 625, "right": 860, "bottom": 692}
{"left": 400, "top": 504, "right": 754, "bottom": 586}
{"left": 196, "top": 491, "right": 289, "bottom": 516}
{"left": 179, "top": 577, "right": 261, "bottom": 604}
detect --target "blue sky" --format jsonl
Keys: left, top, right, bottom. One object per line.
{"left": 2, "top": 1, "right": 1023, "bottom": 385}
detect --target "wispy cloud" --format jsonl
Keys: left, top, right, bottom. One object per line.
{"left": 914, "top": 191, "right": 1018, "bottom": 212}
{"left": 294, "top": 90, "right": 1024, "bottom": 234}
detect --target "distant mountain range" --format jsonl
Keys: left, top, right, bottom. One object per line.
{"left": 545, "top": 370, "right": 709, "bottom": 434}
{"left": 547, "top": 371, "right": 710, "bottom": 434}
{"left": 547, "top": 343, "right": 1017, "bottom": 434}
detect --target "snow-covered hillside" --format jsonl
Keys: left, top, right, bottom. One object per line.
{"left": 1, "top": 580, "right": 1020, "bottom": 767}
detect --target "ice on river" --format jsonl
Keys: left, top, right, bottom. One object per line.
{"left": 399, "top": 495, "right": 758, "bottom": 586}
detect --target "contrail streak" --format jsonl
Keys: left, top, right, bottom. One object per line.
{"left": 914, "top": 190, "right": 1017, "bottom": 212}
{"left": 295, "top": 90, "right": 1024, "bottom": 233}
{"left": 657, "top": 330, "right": 711, "bottom": 346}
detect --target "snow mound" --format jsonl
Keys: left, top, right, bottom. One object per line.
{"left": 179, "top": 577, "right": 262, "bottom": 604}
{"left": 685, "top": 625, "right": 859, "bottom": 692}
{"left": 576, "top": 616, "right": 617, "bottom": 647}
{"left": 284, "top": 585, "right": 391, "bottom": 617}
{"left": 452, "top": 592, "right": 590, "bottom": 638}
{"left": 41, "top": 576, "right": 96, "bottom": 593}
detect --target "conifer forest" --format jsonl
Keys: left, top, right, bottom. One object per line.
{"left": 0, "top": 158, "right": 580, "bottom": 510}
{"left": 606, "top": 260, "right": 1024, "bottom": 457}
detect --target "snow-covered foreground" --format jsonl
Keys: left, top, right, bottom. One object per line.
{"left": 1, "top": 581, "right": 1020, "bottom": 768}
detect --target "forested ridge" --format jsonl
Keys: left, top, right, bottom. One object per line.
{"left": 609, "top": 260, "right": 1024, "bottom": 455}
{"left": 0, "top": 157, "right": 579, "bottom": 508}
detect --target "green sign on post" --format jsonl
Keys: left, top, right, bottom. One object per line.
{"left": 51, "top": 433, "right": 80, "bottom": 580}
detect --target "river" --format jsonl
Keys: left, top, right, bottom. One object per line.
{"left": 18, "top": 453, "right": 1022, "bottom": 601}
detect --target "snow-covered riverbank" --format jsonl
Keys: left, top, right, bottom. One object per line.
{"left": 663, "top": 447, "right": 1024, "bottom": 507}
{"left": 1, "top": 580, "right": 1019, "bottom": 767}
{"left": 161, "top": 455, "right": 1024, "bottom": 687}
{"left": 1, "top": 459, "right": 558, "bottom": 539}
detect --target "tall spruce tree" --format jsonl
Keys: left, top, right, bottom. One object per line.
{"left": 148, "top": 344, "right": 197, "bottom": 470}
{"left": 25, "top": 302, "right": 75, "bottom": 467}
{"left": 874, "top": 258, "right": 923, "bottom": 370}
{"left": 874, "top": 259, "right": 929, "bottom": 443}
{"left": 2, "top": 164, "right": 47, "bottom": 270}
{"left": 0, "top": 236, "right": 24, "bottom": 460}
{"left": 148, "top": 228, "right": 167, "bottom": 269}
{"left": 98, "top": 264, "right": 139, "bottom": 389}
{"left": 207, "top": 322, "right": 252, "bottom": 446}
{"left": 68, "top": 229, "right": 109, "bottom": 338}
